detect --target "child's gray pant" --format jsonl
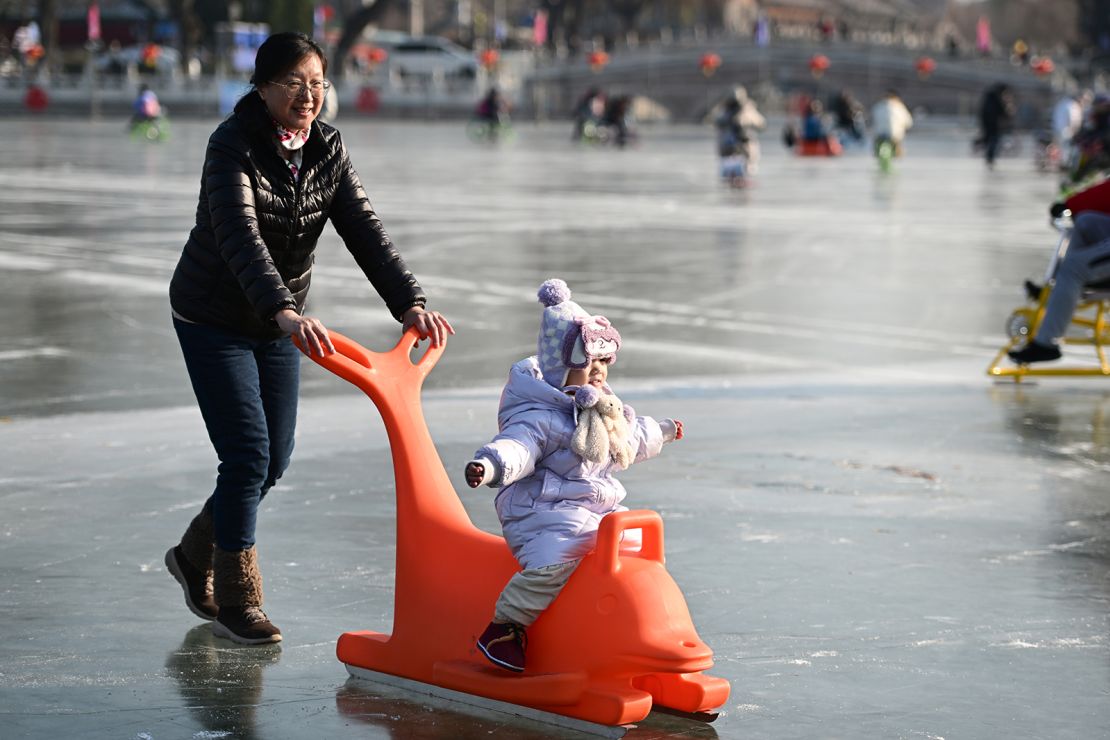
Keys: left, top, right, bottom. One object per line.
{"left": 494, "top": 559, "right": 581, "bottom": 627}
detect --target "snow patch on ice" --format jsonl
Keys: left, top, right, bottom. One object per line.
{"left": 740, "top": 532, "right": 781, "bottom": 543}
{"left": 0, "top": 253, "right": 55, "bottom": 271}
{"left": 0, "top": 347, "right": 70, "bottom": 362}
{"left": 996, "top": 636, "right": 1103, "bottom": 649}
{"left": 1048, "top": 539, "right": 1093, "bottom": 551}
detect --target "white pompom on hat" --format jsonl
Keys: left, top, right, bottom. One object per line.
{"left": 536, "top": 279, "right": 621, "bottom": 388}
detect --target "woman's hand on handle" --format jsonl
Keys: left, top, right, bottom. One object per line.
{"left": 275, "top": 309, "right": 335, "bottom": 358}
{"left": 403, "top": 306, "right": 455, "bottom": 347}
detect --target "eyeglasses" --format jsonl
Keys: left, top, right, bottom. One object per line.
{"left": 269, "top": 79, "right": 331, "bottom": 99}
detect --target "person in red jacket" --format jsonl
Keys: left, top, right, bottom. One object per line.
{"left": 1009, "top": 178, "right": 1110, "bottom": 363}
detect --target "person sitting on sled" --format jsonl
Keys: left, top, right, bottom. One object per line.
{"left": 464, "top": 279, "right": 684, "bottom": 673}
{"left": 131, "top": 83, "right": 162, "bottom": 126}
{"left": 801, "top": 99, "right": 830, "bottom": 143}
{"left": 1009, "top": 175, "right": 1110, "bottom": 364}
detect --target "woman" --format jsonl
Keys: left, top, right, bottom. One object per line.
{"left": 164, "top": 32, "right": 453, "bottom": 645}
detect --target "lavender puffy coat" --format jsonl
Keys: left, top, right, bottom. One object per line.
{"left": 475, "top": 357, "right": 667, "bottom": 570}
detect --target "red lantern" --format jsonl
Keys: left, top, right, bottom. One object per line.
{"left": 367, "top": 46, "right": 388, "bottom": 66}
{"left": 699, "top": 52, "right": 722, "bottom": 77}
{"left": 915, "top": 56, "right": 936, "bottom": 80}
{"left": 478, "top": 48, "right": 500, "bottom": 70}
{"left": 587, "top": 50, "right": 610, "bottom": 72}
{"left": 1031, "top": 56, "right": 1054, "bottom": 76}
{"left": 808, "top": 53, "right": 830, "bottom": 79}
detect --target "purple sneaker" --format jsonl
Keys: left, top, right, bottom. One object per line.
{"left": 477, "top": 621, "right": 526, "bottom": 673}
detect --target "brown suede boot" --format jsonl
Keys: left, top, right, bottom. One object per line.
{"left": 165, "top": 507, "right": 217, "bottom": 620}
{"left": 212, "top": 546, "right": 282, "bottom": 645}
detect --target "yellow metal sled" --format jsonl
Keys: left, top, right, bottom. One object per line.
{"left": 987, "top": 216, "right": 1110, "bottom": 380}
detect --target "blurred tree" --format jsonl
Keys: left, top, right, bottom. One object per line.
{"left": 611, "top": 0, "right": 645, "bottom": 38}
{"left": 37, "top": 0, "right": 56, "bottom": 70}
{"left": 538, "top": 0, "right": 567, "bottom": 52}
{"left": 1077, "top": 0, "right": 1110, "bottom": 52}
{"left": 167, "top": 0, "right": 203, "bottom": 74}
{"left": 268, "top": 0, "right": 314, "bottom": 33}
{"left": 333, "top": 0, "right": 396, "bottom": 79}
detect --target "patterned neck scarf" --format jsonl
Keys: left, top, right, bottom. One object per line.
{"left": 273, "top": 118, "right": 309, "bottom": 151}
{"left": 271, "top": 118, "right": 309, "bottom": 181}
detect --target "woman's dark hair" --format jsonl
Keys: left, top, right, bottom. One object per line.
{"left": 250, "top": 32, "right": 328, "bottom": 87}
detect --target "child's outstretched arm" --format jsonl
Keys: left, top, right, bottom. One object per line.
{"left": 659, "top": 418, "right": 684, "bottom": 442}
{"left": 465, "top": 414, "right": 550, "bottom": 489}
{"left": 465, "top": 459, "right": 497, "bottom": 488}
{"left": 626, "top": 407, "right": 684, "bottom": 465}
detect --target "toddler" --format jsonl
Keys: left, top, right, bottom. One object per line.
{"left": 465, "top": 279, "right": 683, "bottom": 672}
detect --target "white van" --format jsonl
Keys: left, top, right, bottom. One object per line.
{"left": 388, "top": 36, "right": 478, "bottom": 80}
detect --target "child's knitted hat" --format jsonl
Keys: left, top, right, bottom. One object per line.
{"left": 536, "top": 278, "right": 621, "bottom": 388}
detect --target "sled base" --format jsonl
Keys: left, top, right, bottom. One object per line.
{"left": 987, "top": 295, "right": 1110, "bottom": 380}
{"left": 986, "top": 339, "right": 1110, "bottom": 380}
{"left": 345, "top": 664, "right": 631, "bottom": 738}
{"left": 650, "top": 703, "right": 720, "bottom": 723}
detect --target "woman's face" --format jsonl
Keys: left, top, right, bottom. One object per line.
{"left": 260, "top": 53, "right": 325, "bottom": 132}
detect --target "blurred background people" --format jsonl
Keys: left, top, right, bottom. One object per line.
{"left": 802, "top": 99, "right": 830, "bottom": 143}
{"left": 572, "top": 87, "right": 605, "bottom": 142}
{"left": 131, "top": 83, "right": 162, "bottom": 125}
{"left": 830, "top": 88, "right": 866, "bottom": 144}
{"left": 601, "top": 94, "right": 635, "bottom": 148}
{"left": 714, "top": 86, "right": 766, "bottom": 186}
{"left": 979, "top": 82, "right": 1017, "bottom": 168}
{"left": 1065, "top": 95, "right": 1110, "bottom": 186}
{"left": 870, "top": 89, "right": 913, "bottom": 157}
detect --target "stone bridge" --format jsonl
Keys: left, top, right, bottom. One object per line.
{"left": 521, "top": 40, "right": 1067, "bottom": 125}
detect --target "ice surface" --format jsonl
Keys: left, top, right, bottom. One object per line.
{"left": 0, "top": 119, "right": 1106, "bottom": 739}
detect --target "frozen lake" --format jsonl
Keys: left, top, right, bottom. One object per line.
{"left": 1, "top": 117, "right": 1107, "bottom": 739}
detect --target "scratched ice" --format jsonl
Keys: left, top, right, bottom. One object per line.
{"left": 0, "top": 118, "right": 1107, "bottom": 739}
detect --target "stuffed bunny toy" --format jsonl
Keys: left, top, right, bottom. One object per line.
{"left": 571, "top": 386, "right": 634, "bottom": 470}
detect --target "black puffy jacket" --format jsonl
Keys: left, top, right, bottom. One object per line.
{"left": 169, "top": 93, "right": 425, "bottom": 339}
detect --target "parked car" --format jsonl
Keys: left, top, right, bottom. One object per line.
{"left": 388, "top": 36, "right": 477, "bottom": 79}
{"left": 95, "top": 44, "right": 180, "bottom": 76}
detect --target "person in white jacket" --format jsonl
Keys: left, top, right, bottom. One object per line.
{"left": 870, "top": 89, "right": 913, "bottom": 157}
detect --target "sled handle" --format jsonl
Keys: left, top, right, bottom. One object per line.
{"left": 292, "top": 327, "right": 445, "bottom": 392}
{"left": 596, "top": 509, "right": 664, "bottom": 575}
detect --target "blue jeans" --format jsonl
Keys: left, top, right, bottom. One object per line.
{"left": 1035, "top": 212, "right": 1110, "bottom": 344}
{"left": 174, "top": 318, "right": 300, "bottom": 551}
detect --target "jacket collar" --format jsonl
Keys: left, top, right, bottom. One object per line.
{"left": 234, "top": 91, "right": 327, "bottom": 169}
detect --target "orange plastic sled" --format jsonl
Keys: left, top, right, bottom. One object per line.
{"left": 796, "top": 137, "right": 843, "bottom": 156}
{"left": 297, "top": 329, "right": 730, "bottom": 728}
